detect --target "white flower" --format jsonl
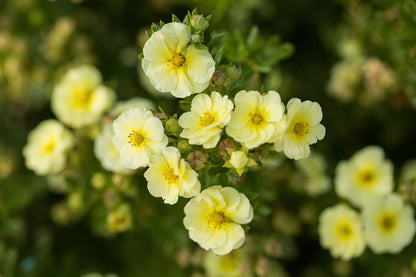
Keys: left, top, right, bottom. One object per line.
{"left": 335, "top": 146, "right": 393, "bottom": 207}
{"left": 94, "top": 123, "right": 134, "bottom": 175}
{"left": 179, "top": 91, "right": 233, "bottom": 148}
{"left": 318, "top": 204, "right": 366, "bottom": 260}
{"left": 23, "top": 119, "right": 74, "bottom": 176}
{"left": 142, "top": 22, "right": 215, "bottom": 98}
{"left": 274, "top": 98, "right": 325, "bottom": 160}
{"left": 226, "top": 90, "right": 284, "bottom": 149}
{"left": 224, "top": 150, "right": 256, "bottom": 176}
{"left": 112, "top": 107, "right": 168, "bottom": 169}
{"left": 362, "top": 194, "right": 416, "bottom": 254}
{"left": 51, "top": 65, "right": 115, "bottom": 128}
{"left": 295, "top": 152, "right": 330, "bottom": 196}
{"left": 183, "top": 186, "right": 253, "bottom": 255}
{"left": 144, "top": 146, "right": 200, "bottom": 204}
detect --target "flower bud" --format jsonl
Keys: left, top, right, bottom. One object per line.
{"left": 218, "top": 137, "right": 236, "bottom": 157}
{"left": 190, "top": 15, "right": 209, "bottom": 32}
{"left": 107, "top": 205, "right": 132, "bottom": 233}
{"left": 210, "top": 71, "right": 226, "bottom": 87}
{"left": 186, "top": 150, "right": 208, "bottom": 170}
{"left": 177, "top": 139, "right": 193, "bottom": 154}
{"left": 165, "top": 118, "right": 181, "bottom": 137}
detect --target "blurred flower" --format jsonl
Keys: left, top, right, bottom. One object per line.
{"left": 142, "top": 22, "right": 215, "bottom": 98}
{"left": 362, "top": 57, "right": 395, "bottom": 103}
{"left": 226, "top": 90, "right": 284, "bottom": 149}
{"left": 107, "top": 205, "right": 132, "bottom": 233}
{"left": 51, "top": 65, "right": 115, "bottom": 128}
{"left": 274, "top": 98, "right": 325, "bottom": 160}
{"left": 23, "top": 119, "right": 74, "bottom": 176}
{"left": 224, "top": 149, "right": 256, "bottom": 176}
{"left": 179, "top": 91, "right": 233, "bottom": 148}
{"left": 335, "top": 146, "right": 393, "bottom": 207}
{"left": 183, "top": 186, "right": 253, "bottom": 255}
{"left": 203, "top": 250, "right": 252, "bottom": 277}
{"left": 362, "top": 193, "right": 416, "bottom": 254}
{"left": 327, "top": 57, "right": 363, "bottom": 102}
{"left": 318, "top": 204, "right": 365, "bottom": 260}
{"left": 42, "top": 17, "right": 75, "bottom": 62}
{"left": 110, "top": 97, "right": 156, "bottom": 118}
{"left": 94, "top": 123, "right": 134, "bottom": 175}
{"left": 144, "top": 146, "right": 200, "bottom": 204}
{"left": 112, "top": 108, "right": 168, "bottom": 169}
{"left": 295, "top": 152, "right": 330, "bottom": 196}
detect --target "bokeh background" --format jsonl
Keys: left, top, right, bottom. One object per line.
{"left": 1, "top": 0, "right": 416, "bottom": 276}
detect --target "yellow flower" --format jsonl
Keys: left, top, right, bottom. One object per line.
{"left": 142, "top": 22, "right": 215, "bottom": 98}
{"left": 335, "top": 146, "right": 393, "bottom": 207}
{"left": 23, "top": 119, "right": 74, "bottom": 176}
{"left": 224, "top": 150, "right": 256, "bottom": 176}
{"left": 107, "top": 205, "right": 132, "bottom": 233}
{"left": 144, "top": 146, "right": 200, "bottom": 204}
{"left": 52, "top": 65, "right": 115, "bottom": 128}
{"left": 295, "top": 152, "right": 330, "bottom": 196}
{"left": 110, "top": 97, "right": 156, "bottom": 118}
{"left": 112, "top": 107, "right": 168, "bottom": 169}
{"left": 318, "top": 204, "right": 365, "bottom": 260}
{"left": 362, "top": 194, "right": 416, "bottom": 254}
{"left": 204, "top": 250, "right": 252, "bottom": 277}
{"left": 183, "top": 186, "right": 253, "bottom": 255}
{"left": 226, "top": 90, "right": 284, "bottom": 149}
{"left": 274, "top": 98, "right": 325, "bottom": 160}
{"left": 179, "top": 91, "right": 234, "bottom": 148}
{"left": 94, "top": 123, "right": 134, "bottom": 175}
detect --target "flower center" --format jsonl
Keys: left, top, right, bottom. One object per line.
{"left": 293, "top": 122, "right": 309, "bottom": 137}
{"left": 251, "top": 113, "right": 264, "bottom": 126}
{"left": 43, "top": 140, "right": 56, "bottom": 154}
{"left": 207, "top": 210, "right": 226, "bottom": 229}
{"left": 171, "top": 53, "right": 185, "bottom": 68}
{"left": 357, "top": 169, "right": 375, "bottom": 186}
{"left": 162, "top": 167, "right": 179, "bottom": 184}
{"left": 336, "top": 221, "right": 353, "bottom": 240}
{"left": 73, "top": 89, "right": 93, "bottom": 109}
{"left": 128, "top": 130, "right": 145, "bottom": 147}
{"left": 380, "top": 214, "right": 396, "bottom": 233}
{"left": 199, "top": 111, "right": 215, "bottom": 127}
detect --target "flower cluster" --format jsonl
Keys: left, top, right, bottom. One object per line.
{"left": 319, "top": 146, "right": 416, "bottom": 260}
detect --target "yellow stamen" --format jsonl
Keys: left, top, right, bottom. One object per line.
{"left": 128, "top": 130, "right": 144, "bottom": 147}
{"left": 293, "top": 122, "right": 309, "bottom": 137}
{"left": 380, "top": 214, "right": 395, "bottom": 232}
{"left": 200, "top": 111, "right": 215, "bottom": 127}
{"left": 73, "top": 89, "right": 93, "bottom": 109}
{"left": 171, "top": 53, "right": 185, "bottom": 68}
{"left": 336, "top": 221, "right": 353, "bottom": 240}
{"left": 357, "top": 169, "right": 375, "bottom": 186}
{"left": 162, "top": 167, "right": 179, "bottom": 184}
{"left": 44, "top": 141, "right": 56, "bottom": 154}
{"left": 207, "top": 210, "right": 226, "bottom": 229}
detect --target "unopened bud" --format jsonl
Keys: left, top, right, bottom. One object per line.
{"left": 186, "top": 150, "right": 208, "bottom": 170}
{"left": 190, "top": 15, "right": 209, "bottom": 32}
{"left": 218, "top": 137, "right": 236, "bottom": 157}
{"left": 177, "top": 139, "right": 193, "bottom": 154}
{"left": 165, "top": 118, "right": 181, "bottom": 136}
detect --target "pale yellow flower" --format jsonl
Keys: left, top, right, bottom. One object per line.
{"left": 335, "top": 146, "right": 393, "bottom": 207}
{"left": 107, "top": 205, "right": 132, "bottom": 233}
{"left": 94, "top": 123, "right": 133, "bottom": 175}
{"left": 362, "top": 194, "right": 416, "bottom": 254}
{"left": 318, "top": 204, "right": 366, "bottom": 260}
{"left": 112, "top": 107, "right": 168, "bottom": 169}
{"left": 295, "top": 152, "right": 330, "bottom": 196}
{"left": 142, "top": 22, "right": 215, "bottom": 98}
{"left": 144, "top": 146, "right": 200, "bottom": 204}
{"left": 179, "top": 91, "right": 233, "bottom": 148}
{"left": 23, "top": 119, "right": 74, "bottom": 176}
{"left": 274, "top": 98, "right": 325, "bottom": 160}
{"left": 224, "top": 150, "right": 256, "bottom": 176}
{"left": 183, "top": 186, "right": 253, "bottom": 255}
{"left": 204, "top": 250, "right": 252, "bottom": 277}
{"left": 226, "top": 90, "right": 284, "bottom": 149}
{"left": 110, "top": 97, "right": 156, "bottom": 118}
{"left": 52, "top": 65, "right": 115, "bottom": 128}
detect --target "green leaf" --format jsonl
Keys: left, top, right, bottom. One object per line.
{"left": 247, "top": 26, "right": 259, "bottom": 49}
{"left": 172, "top": 14, "right": 180, "bottom": 23}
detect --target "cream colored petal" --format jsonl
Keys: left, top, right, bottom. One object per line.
{"left": 184, "top": 45, "right": 215, "bottom": 83}
{"left": 143, "top": 61, "right": 178, "bottom": 93}
{"left": 159, "top": 22, "right": 190, "bottom": 53}
{"left": 171, "top": 70, "right": 193, "bottom": 98}
{"left": 143, "top": 32, "right": 172, "bottom": 64}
